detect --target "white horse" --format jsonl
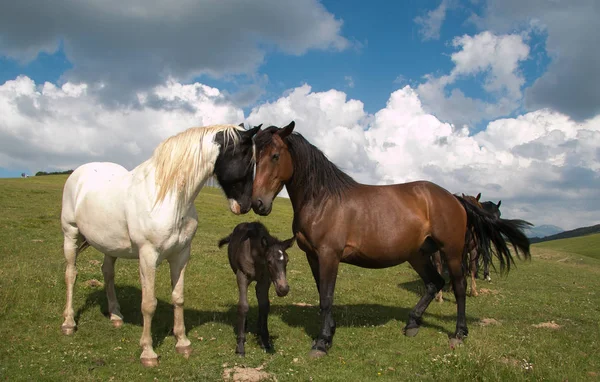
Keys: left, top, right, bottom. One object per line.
{"left": 60, "top": 123, "right": 260, "bottom": 367}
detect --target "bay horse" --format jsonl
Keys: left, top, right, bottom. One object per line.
{"left": 60, "top": 123, "right": 259, "bottom": 367}
{"left": 251, "top": 122, "right": 531, "bottom": 357}
{"left": 433, "top": 193, "right": 492, "bottom": 302}
{"left": 218, "top": 222, "right": 294, "bottom": 356}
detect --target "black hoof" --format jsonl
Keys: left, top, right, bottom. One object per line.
{"left": 308, "top": 349, "right": 327, "bottom": 359}
{"left": 403, "top": 326, "right": 420, "bottom": 337}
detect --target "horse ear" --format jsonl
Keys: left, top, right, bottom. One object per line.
{"left": 277, "top": 121, "right": 295, "bottom": 139}
{"left": 476, "top": 193, "right": 481, "bottom": 201}
{"left": 238, "top": 123, "right": 245, "bottom": 128}
{"left": 281, "top": 237, "right": 295, "bottom": 249}
{"left": 497, "top": 200, "right": 501, "bottom": 208}
{"left": 242, "top": 124, "right": 261, "bottom": 140}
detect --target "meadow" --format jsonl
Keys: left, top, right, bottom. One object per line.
{"left": 0, "top": 175, "right": 598, "bottom": 381}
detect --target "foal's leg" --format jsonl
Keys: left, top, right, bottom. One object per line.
{"left": 446, "top": 249, "right": 469, "bottom": 346}
{"left": 169, "top": 246, "right": 191, "bottom": 357}
{"left": 404, "top": 255, "right": 445, "bottom": 337}
{"left": 469, "top": 250, "right": 478, "bottom": 297}
{"left": 255, "top": 277, "right": 272, "bottom": 351}
{"left": 432, "top": 252, "right": 444, "bottom": 303}
{"left": 309, "top": 249, "right": 339, "bottom": 358}
{"left": 61, "top": 228, "right": 81, "bottom": 335}
{"left": 102, "top": 255, "right": 124, "bottom": 328}
{"left": 236, "top": 272, "right": 250, "bottom": 356}
{"left": 138, "top": 246, "right": 159, "bottom": 367}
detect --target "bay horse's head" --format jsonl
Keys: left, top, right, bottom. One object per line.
{"left": 214, "top": 124, "right": 261, "bottom": 215}
{"left": 251, "top": 121, "right": 296, "bottom": 215}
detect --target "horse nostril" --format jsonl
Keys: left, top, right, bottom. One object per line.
{"left": 257, "top": 199, "right": 264, "bottom": 209}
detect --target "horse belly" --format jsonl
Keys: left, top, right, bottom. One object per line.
{"left": 341, "top": 247, "right": 407, "bottom": 268}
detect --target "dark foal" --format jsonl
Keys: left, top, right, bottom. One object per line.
{"left": 218, "top": 222, "right": 294, "bottom": 356}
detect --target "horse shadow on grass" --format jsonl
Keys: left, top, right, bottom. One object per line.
{"left": 75, "top": 284, "right": 474, "bottom": 351}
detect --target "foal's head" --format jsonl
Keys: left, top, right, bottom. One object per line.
{"left": 252, "top": 121, "right": 296, "bottom": 215}
{"left": 261, "top": 235, "right": 295, "bottom": 297}
{"left": 214, "top": 124, "right": 261, "bottom": 215}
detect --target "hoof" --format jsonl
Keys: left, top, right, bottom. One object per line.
{"left": 111, "top": 319, "right": 124, "bottom": 329}
{"left": 404, "top": 327, "right": 419, "bottom": 337}
{"left": 176, "top": 345, "right": 192, "bottom": 358}
{"left": 449, "top": 337, "right": 463, "bottom": 349}
{"left": 140, "top": 357, "right": 159, "bottom": 368}
{"left": 308, "top": 349, "right": 327, "bottom": 359}
{"left": 61, "top": 325, "right": 75, "bottom": 335}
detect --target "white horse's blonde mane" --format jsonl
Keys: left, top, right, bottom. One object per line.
{"left": 150, "top": 124, "right": 243, "bottom": 206}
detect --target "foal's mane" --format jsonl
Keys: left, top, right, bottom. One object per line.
{"left": 256, "top": 127, "right": 358, "bottom": 203}
{"left": 150, "top": 124, "right": 243, "bottom": 205}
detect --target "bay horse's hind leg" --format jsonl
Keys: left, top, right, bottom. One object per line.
{"left": 446, "top": 248, "right": 468, "bottom": 346}
{"left": 102, "top": 255, "right": 124, "bottom": 328}
{"left": 432, "top": 252, "right": 444, "bottom": 303}
{"left": 469, "top": 250, "right": 478, "bottom": 297}
{"left": 404, "top": 254, "right": 445, "bottom": 337}
{"left": 61, "top": 225, "right": 83, "bottom": 335}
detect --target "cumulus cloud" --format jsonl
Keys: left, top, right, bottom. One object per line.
{"left": 247, "top": 83, "right": 599, "bottom": 229}
{"left": 0, "top": 0, "right": 348, "bottom": 104}
{"left": 414, "top": 0, "right": 449, "bottom": 41}
{"left": 1, "top": 76, "right": 598, "bottom": 229}
{"left": 0, "top": 76, "right": 243, "bottom": 172}
{"left": 473, "top": 0, "right": 600, "bottom": 121}
{"left": 417, "top": 31, "right": 530, "bottom": 127}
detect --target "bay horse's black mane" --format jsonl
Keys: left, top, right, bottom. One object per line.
{"left": 255, "top": 126, "right": 358, "bottom": 203}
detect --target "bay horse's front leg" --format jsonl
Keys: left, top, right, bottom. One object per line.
{"left": 169, "top": 246, "right": 191, "bottom": 357}
{"left": 138, "top": 247, "right": 159, "bottom": 367}
{"left": 309, "top": 249, "right": 339, "bottom": 358}
{"left": 447, "top": 254, "right": 468, "bottom": 347}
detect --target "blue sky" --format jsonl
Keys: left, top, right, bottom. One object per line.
{"left": 0, "top": 0, "right": 598, "bottom": 229}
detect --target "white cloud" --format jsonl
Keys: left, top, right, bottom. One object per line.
{"left": 416, "top": 31, "right": 530, "bottom": 127}
{"left": 344, "top": 76, "right": 355, "bottom": 88}
{"left": 415, "top": 0, "right": 449, "bottom": 41}
{"left": 1, "top": 76, "right": 598, "bottom": 229}
{"left": 0, "top": 76, "right": 243, "bottom": 172}
{"left": 0, "top": 0, "right": 349, "bottom": 104}
{"left": 474, "top": 0, "right": 600, "bottom": 121}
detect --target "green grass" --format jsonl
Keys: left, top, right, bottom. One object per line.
{"left": 533, "top": 233, "right": 600, "bottom": 260}
{"left": 1, "top": 175, "right": 599, "bottom": 381}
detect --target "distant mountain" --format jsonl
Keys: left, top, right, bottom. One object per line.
{"left": 530, "top": 224, "right": 600, "bottom": 244}
{"left": 524, "top": 224, "right": 563, "bottom": 239}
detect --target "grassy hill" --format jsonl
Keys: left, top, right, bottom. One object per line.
{"left": 0, "top": 175, "right": 599, "bottom": 381}
{"left": 533, "top": 233, "right": 600, "bottom": 260}
{"left": 530, "top": 224, "right": 600, "bottom": 244}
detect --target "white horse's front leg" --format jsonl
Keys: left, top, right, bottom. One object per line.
{"left": 138, "top": 247, "right": 159, "bottom": 367}
{"left": 169, "top": 246, "right": 192, "bottom": 357}
{"left": 102, "top": 255, "right": 124, "bottom": 328}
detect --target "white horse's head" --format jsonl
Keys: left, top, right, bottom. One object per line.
{"left": 214, "top": 124, "right": 261, "bottom": 215}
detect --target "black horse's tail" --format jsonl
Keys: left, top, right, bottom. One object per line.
{"left": 455, "top": 195, "right": 532, "bottom": 274}
{"left": 218, "top": 234, "right": 232, "bottom": 248}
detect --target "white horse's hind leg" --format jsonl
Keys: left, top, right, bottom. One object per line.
{"left": 169, "top": 246, "right": 192, "bottom": 357}
{"left": 61, "top": 228, "right": 80, "bottom": 335}
{"left": 102, "top": 255, "right": 124, "bottom": 328}
{"left": 138, "top": 246, "right": 159, "bottom": 367}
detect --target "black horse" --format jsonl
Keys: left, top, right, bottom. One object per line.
{"left": 218, "top": 222, "right": 295, "bottom": 356}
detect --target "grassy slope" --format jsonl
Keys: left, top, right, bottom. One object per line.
{"left": 0, "top": 175, "right": 598, "bottom": 381}
{"left": 533, "top": 233, "right": 600, "bottom": 260}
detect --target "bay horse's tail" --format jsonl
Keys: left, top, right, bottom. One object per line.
{"left": 455, "top": 195, "right": 532, "bottom": 273}
{"left": 218, "top": 234, "right": 232, "bottom": 248}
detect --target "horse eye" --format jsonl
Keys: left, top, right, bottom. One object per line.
{"left": 272, "top": 153, "right": 279, "bottom": 161}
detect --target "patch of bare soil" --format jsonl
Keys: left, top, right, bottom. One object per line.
{"left": 478, "top": 288, "right": 500, "bottom": 295}
{"left": 292, "top": 302, "right": 314, "bottom": 307}
{"left": 222, "top": 365, "right": 277, "bottom": 382}
{"left": 532, "top": 321, "right": 561, "bottom": 329}
{"left": 89, "top": 259, "right": 101, "bottom": 266}
{"left": 499, "top": 357, "right": 520, "bottom": 367}
{"left": 85, "top": 279, "right": 104, "bottom": 288}
{"left": 479, "top": 318, "right": 501, "bottom": 326}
